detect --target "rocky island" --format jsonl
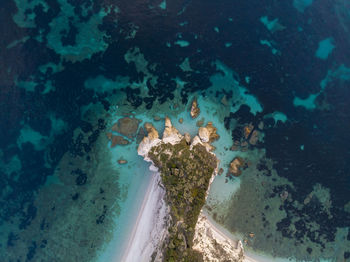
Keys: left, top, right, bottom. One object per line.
{"left": 136, "top": 117, "right": 246, "bottom": 262}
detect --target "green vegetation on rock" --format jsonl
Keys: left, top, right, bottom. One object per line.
{"left": 149, "top": 139, "right": 218, "bottom": 261}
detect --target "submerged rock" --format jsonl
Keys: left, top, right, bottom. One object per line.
{"left": 136, "top": 127, "right": 145, "bottom": 144}
{"left": 106, "top": 133, "right": 130, "bottom": 148}
{"left": 243, "top": 123, "right": 254, "bottom": 139}
{"left": 111, "top": 117, "right": 140, "bottom": 138}
{"left": 196, "top": 118, "right": 204, "bottom": 127}
{"left": 117, "top": 159, "right": 127, "bottom": 164}
{"left": 190, "top": 97, "right": 200, "bottom": 119}
{"left": 220, "top": 94, "right": 229, "bottom": 106}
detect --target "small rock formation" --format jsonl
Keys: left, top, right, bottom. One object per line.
{"left": 190, "top": 97, "right": 200, "bottom": 119}
{"left": 184, "top": 132, "right": 191, "bottom": 144}
{"left": 228, "top": 157, "right": 245, "bottom": 177}
{"left": 162, "top": 117, "right": 183, "bottom": 144}
{"left": 112, "top": 117, "right": 140, "bottom": 138}
{"left": 198, "top": 127, "right": 210, "bottom": 143}
{"left": 138, "top": 123, "right": 161, "bottom": 157}
{"left": 144, "top": 122, "right": 159, "bottom": 140}
{"left": 205, "top": 122, "right": 220, "bottom": 142}
{"left": 118, "top": 159, "right": 127, "bottom": 164}
{"left": 198, "top": 122, "right": 220, "bottom": 144}
{"left": 106, "top": 133, "right": 130, "bottom": 148}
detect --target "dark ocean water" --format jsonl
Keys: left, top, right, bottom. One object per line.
{"left": 0, "top": 0, "right": 350, "bottom": 261}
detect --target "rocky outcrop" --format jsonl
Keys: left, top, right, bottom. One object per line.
{"left": 138, "top": 118, "right": 185, "bottom": 159}
{"left": 198, "top": 122, "right": 220, "bottom": 144}
{"left": 243, "top": 123, "right": 254, "bottom": 139}
{"left": 138, "top": 123, "right": 161, "bottom": 158}
{"left": 136, "top": 127, "right": 145, "bottom": 144}
{"left": 199, "top": 127, "right": 210, "bottom": 143}
{"left": 184, "top": 132, "right": 191, "bottom": 144}
{"left": 228, "top": 157, "right": 246, "bottom": 177}
{"left": 231, "top": 122, "right": 262, "bottom": 151}
{"left": 162, "top": 117, "right": 183, "bottom": 144}
{"left": 248, "top": 130, "right": 259, "bottom": 145}
{"left": 205, "top": 122, "right": 220, "bottom": 142}
{"left": 190, "top": 97, "right": 200, "bottom": 119}
{"left": 144, "top": 122, "right": 159, "bottom": 140}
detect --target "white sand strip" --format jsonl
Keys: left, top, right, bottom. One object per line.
{"left": 121, "top": 172, "right": 168, "bottom": 262}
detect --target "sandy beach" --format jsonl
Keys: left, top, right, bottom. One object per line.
{"left": 121, "top": 172, "right": 169, "bottom": 262}
{"left": 120, "top": 173, "right": 291, "bottom": 262}
{"left": 201, "top": 211, "right": 291, "bottom": 262}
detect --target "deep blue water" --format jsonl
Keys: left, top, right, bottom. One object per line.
{"left": 0, "top": 0, "right": 350, "bottom": 261}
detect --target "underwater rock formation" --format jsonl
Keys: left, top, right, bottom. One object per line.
{"left": 111, "top": 117, "right": 141, "bottom": 138}
{"left": 117, "top": 159, "right": 127, "bottom": 164}
{"left": 106, "top": 133, "right": 130, "bottom": 148}
{"left": 138, "top": 122, "right": 161, "bottom": 159}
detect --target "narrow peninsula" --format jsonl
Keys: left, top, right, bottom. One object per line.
{"left": 137, "top": 117, "right": 245, "bottom": 262}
